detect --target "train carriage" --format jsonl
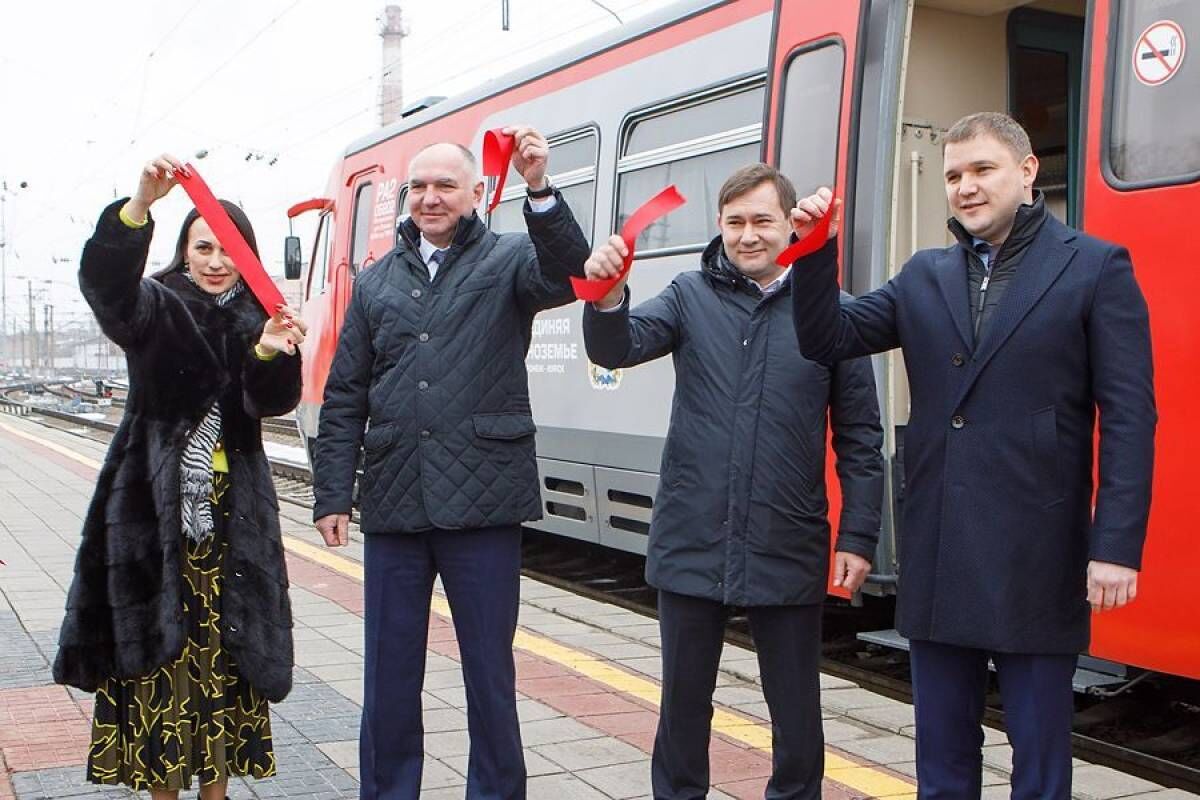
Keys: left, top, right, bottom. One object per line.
{"left": 286, "top": 0, "right": 1200, "bottom": 684}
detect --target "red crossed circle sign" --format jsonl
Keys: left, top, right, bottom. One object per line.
{"left": 1133, "top": 20, "right": 1186, "bottom": 87}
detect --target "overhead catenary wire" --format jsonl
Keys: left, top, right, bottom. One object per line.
{"left": 128, "top": 0, "right": 207, "bottom": 138}
{"left": 127, "top": 0, "right": 308, "bottom": 147}
{"left": 61, "top": 0, "right": 308, "bottom": 204}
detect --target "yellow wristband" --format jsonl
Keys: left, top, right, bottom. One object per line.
{"left": 118, "top": 204, "right": 148, "bottom": 229}
{"left": 253, "top": 343, "right": 279, "bottom": 361}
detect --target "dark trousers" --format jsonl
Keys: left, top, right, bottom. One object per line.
{"left": 360, "top": 526, "right": 525, "bottom": 800}
{"left": 909, "top": 639, "right": 1076, "bottom": 800}
{"left": 652, "top": 590, "right": 823, "bottom": 800}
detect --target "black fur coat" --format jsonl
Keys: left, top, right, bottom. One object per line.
{"left": 53, "top": 199, "right": 301, "bottom": 703}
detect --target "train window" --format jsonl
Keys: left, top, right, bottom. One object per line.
{"left": 1108, "top": 0, "right": 1200, "bottom": 185}
{"left": 305, "top": 213, "right": 333, "bottom": 300}
{"left": 776, "top": 43, "right": 843, "bottom": 196}
{"left": 1008, "top": 9, "right": 1084, "bottom": 223}
{"left": 490, "top": 128, "right": 598, "bottom": 243}
{"left": 616, "top": 79, "right": 765, "bottom": 252}
{"left": 617, "top": 143, "right": 759, "bottom": 250}
{"left": 350, "top": 182, "right": 375, "bottom": 274}
{"left": 625, "top": 85, "right": 764, "bottom": 156}
{"left": 503, "top": 131, "right": 597, "bottom": 185}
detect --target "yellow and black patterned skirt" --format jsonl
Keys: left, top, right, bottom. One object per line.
{"left": 87, "top": 473, "right": 276, "bottom": 791}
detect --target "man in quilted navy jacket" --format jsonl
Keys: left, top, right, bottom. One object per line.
{"left": 312, "top": 128, "right": 589, "bottom": 800}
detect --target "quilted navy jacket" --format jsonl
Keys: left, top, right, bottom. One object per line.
{"left": 312, "top": 195, "right": 589, "bottom": 533}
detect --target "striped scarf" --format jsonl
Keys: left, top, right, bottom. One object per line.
{"left": 180, "top": 275, "right": 244, "bottom": 542}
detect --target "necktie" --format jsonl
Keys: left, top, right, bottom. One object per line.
{"left": 428, "top": 248, "right": 446, "bottom": 279}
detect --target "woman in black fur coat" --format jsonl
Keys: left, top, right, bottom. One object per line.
{"left": 54, "top": 154, "right": 305, "bottom": 800}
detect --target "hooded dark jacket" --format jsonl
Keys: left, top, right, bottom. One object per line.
{"left": 583, "top": 237, "right": 884, "bottom": 606}
{"left": 54, "top": 199, "right": 301, "bottom": 702}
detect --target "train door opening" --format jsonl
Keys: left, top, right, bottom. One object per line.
{"left": 894, "top": 0, "right": 1086, "bottom": 265}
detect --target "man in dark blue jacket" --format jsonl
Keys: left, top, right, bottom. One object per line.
{"left": 583, "top": 163, "right": 884, "bottom": 800}
{"left": 312, "top": 130, "right": 589, "bottom": 800}
{"left": 790, "top": 112, "right": 1155, "bottom": 799}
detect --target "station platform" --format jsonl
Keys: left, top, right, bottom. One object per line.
{"left": 0, "top": 412, "right": 1196, "bottom": 800}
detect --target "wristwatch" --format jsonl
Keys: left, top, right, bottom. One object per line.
{"left": 526, "top": 180, "right": 555, "bottom": 199}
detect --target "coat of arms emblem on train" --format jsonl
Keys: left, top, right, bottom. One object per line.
{"left": 587, "top": 362, "right": 622, "bottom": 391}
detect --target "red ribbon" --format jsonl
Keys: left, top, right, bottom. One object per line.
{"left": 175, "top": 163, "right": 287, "bottom": 315}
{"left": 571, "top": 185, "right": 688, "bottom": 303}
{"left": 483, "top": 129, "right": 516, "bottom": 214}
{"left": 775, "top": 196, "right": 836, "bottom": 266}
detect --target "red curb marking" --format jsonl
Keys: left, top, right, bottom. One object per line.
{"left": 0, "top": 685, "right": 91, "bottom": 772}
{"left": 0, "top": 750, "right": 14, "bottom": 800}
{"left": 540, "top": 690, "right": 646, "bottom": 718}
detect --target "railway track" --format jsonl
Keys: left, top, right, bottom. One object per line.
{"left": 4, "top": 391, "right": 1199, "bottom": 794}
{"left": 16, "top": 383, "right": 297, "bottom": 439}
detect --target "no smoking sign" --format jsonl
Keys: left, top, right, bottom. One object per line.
{"left": 1133, "top": 20, "right": 1186, "bottom": 87}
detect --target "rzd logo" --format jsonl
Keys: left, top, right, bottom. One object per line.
{"left": 588, "top": 362, "right": 622, "bottom": 391}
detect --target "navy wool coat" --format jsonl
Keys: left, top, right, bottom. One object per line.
{"left": 792, "top": 215, "right": 1156, "bottom": 654}
{"left": 584, "top": 237, "right": 884, "bottom": 607}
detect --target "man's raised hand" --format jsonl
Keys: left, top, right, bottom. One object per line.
{"left": 584, "top": 235, "right": 630, "bottom": 310}
{"left": 504, "top": 126, "right": 550, "bottom": 191}
{"left": 791, "top": 187, "right": 840, "bottom": 241}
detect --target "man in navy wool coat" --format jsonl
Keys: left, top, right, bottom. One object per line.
{"left": 789, "top": 112, "right": 1156, "bottom": 800}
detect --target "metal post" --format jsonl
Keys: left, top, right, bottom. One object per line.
{"left": 43, "top": 304, "right": 52, "bottom": 374}
{"left": 27, "top": 281, "right": 36, "bottom": 379}
{"left": 1, "top": 186, "right": 7, "bottom": 365}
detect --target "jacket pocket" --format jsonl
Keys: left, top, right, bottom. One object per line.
{"left": 472, "top": 413, "right": 537, "bottom": 441}
{"left": 363, "top": 422, "right": 397, "bottom": 453}
{"left": 1031, "top": 406, "right": 1065, "bottom": 508}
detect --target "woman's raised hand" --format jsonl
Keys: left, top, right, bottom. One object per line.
{"left": 123, "top": 154, "right": 188, "bottom": 224}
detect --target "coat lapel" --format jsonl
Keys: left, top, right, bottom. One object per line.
{"left": 953, "top": 219, "right": 1077, "bottom": 407}
{"left": 933, "top": 247, "right": 974, "bottom": 350}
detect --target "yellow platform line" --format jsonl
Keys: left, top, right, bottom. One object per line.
{"left": 2, "top": 420, "right": 915, "bottom": 798}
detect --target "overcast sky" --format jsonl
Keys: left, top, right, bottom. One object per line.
{"left": 0, "top": 0, "right": 678, "bottom": 333}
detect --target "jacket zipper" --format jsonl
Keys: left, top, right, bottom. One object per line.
{"left": 974, "top": 259, "right": 992, "bottom": 340}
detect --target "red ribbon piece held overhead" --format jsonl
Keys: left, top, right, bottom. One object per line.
{"left": 776, "top": 194, "right": 837, "bottom": 266}
{"left": 571, "top": 185, "right": 687, "bottom": 303}
{"left": 176, "top": 163, "right": 287, "bottom": 316}
{"left": 483, "top": 129, "right": 516, "bottom": 214}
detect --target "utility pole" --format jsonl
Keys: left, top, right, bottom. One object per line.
{"left": 1, "top": 183, "right": 8, "bottom": 363}
{"left": 1, "top": 180, "right": 27, "bottom": 367}
{"left": 44, "top": 303, "right": 53, "bottom": 374}
{"left": 27, "top": 281, "right": 36, "bottom": 378}
{"left": 379, "top": 5, "right": 409, "bottom": 127}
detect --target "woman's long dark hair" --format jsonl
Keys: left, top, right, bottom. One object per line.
{"left": 151, "top": 199, "right": 259, "bottom": 280}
